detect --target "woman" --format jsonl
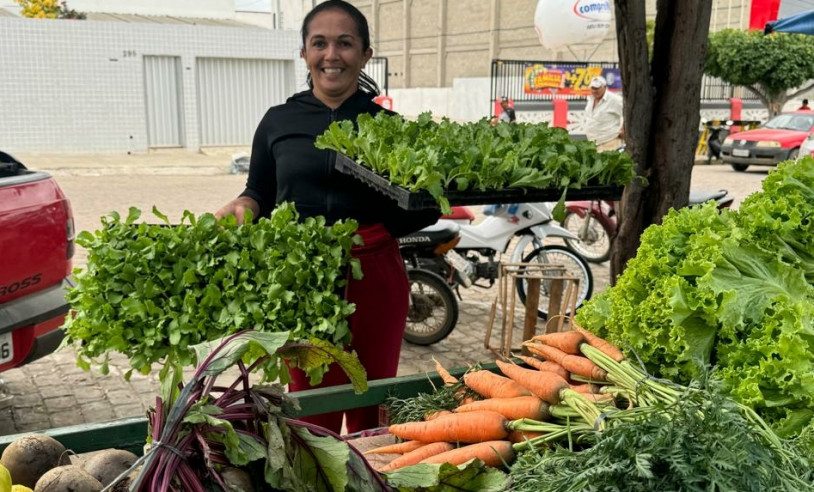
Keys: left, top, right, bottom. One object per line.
{"left": 215, "top": 0, "right": 438, "bottom": 434}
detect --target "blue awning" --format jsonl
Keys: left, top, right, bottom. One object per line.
{"left": 765, "top": 10, "right": 814, "bottom": 35}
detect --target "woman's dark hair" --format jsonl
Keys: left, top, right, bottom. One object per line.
{"left": 301, "top": 0, "right": 380, "bottom": 96}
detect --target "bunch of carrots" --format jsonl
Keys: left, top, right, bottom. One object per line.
{"left": 371, "top": 322, "right": 800, "bottom": 478}
{"left": 368, "top": 325, "right": 632, "bottom": 473}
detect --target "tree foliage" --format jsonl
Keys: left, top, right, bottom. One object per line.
{"left": 14, "top": 0, "right": 85, "bottom": 19}
{"left": 705, "top": 29, "right": 814, "bottom": 116}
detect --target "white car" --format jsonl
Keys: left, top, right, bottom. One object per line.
{"left": 799, "top": 132, "right": 814, "bottom": 160}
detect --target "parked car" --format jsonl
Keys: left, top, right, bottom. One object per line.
{"left": 720, "top": 111, "right": 814, "bottom": 171}
{"left": 799, "top": 131, "right": 814, "bottom": 160}
{"left": 0, "top": 151, "right": 74, "bottom": 374}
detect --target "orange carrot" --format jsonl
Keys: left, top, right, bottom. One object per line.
{"left": 434, "top": 357, "right": 458, "bottom": 386}
{"left": 570, "top": 383, "right": 600, "bottom": 394}
{"left": 459, "top": 395, "right": 478, "bottom": 405}
{"left": 365, "top": 440, "right": 429, "bottom": 455}
{"left": 379, "top": 442, "right": 455, "bottom": 471}
{"left": 463, "top": 370, "right": 531, "bottom": 399}
{"left": 420, "top": 440, "right": 516, "bottom": 468}
{"left": 388, "top": 410, "right": 509, "bottom": 443}
{"left": 494, "top": 360, "right": 569, "bottom": 405}
{"left": 581, "top": 393, "right": 614, "bottom": 403}
{"left": 574, "top": 324, "right": 626, "bottom": 362}
{"left": 425, "top": 410, "right": 454, "bottom": 421}
{"left": 454, "top": 396, "right": 550, "bottom": 421}
{"left": 531, "top": 331, "right": 585, "bottom": 354}
{"left": 524, "top": 342, "right": 567, "bottom": 364}
{"left": 515, "top": 355, "right": 569, "bottom": 380}
{"left": 507, "top": 430, "right": 544, "bottom": 443}
{"left": 525, "top": 343, "right": 608, "bottom": 381}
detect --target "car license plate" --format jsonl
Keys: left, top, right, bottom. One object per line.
{"left": 0, "top": 332, "right": 12, "bottom": 365}
{"left": 732, "top": 148, "right": 750, "bottom": 157}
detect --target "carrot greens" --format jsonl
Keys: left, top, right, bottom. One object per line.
{"left": 508, "top": 386, "right": 812, "bottom": 491}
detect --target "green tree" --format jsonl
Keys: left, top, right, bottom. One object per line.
{"left": 610, "top": 1, "right": 713, "bottom": 279}
{"left": 705, "top": 29, "right": 814, "bottom": 117}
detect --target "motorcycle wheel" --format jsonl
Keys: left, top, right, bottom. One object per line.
{"left": 516, "top": 245, "right": 594, "bottom": 320}
{"left": 404, "top": 269, "right": 459, "bottom": 346}
{"left": 561, "top": 211, "right": 612, "bottom": 263}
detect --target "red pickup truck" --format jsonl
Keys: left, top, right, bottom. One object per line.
{"left": 0, "top": 151, "right": 74, "bottom": 373}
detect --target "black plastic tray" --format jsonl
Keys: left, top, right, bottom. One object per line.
{"left": 335, "top": 153, "right": 624, "bottom": 210}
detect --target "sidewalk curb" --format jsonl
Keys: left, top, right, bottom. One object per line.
{"left": 44, "top": 166, "right": 235, "bottom": 177}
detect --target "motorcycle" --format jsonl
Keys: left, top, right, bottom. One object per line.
{"left": 561, "top": 189, "right": 735, "bottom": 263}
{"left": 399, "top": 222, "right": 465, "bottom": 345}
{"left": 401, "top": 202, "right": 594, "bottom": 333}
{"left": 703, "top": 119, "right": 731, "bottom": 164}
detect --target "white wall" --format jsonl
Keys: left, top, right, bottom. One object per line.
{"left": 68, "top": 0, "right": 237, "bottom": 18}
{"left": 387, "top": 77, "right": 492, "bottom": 123}
{"left": 0, "top": 17, "right": 303, "bottom": 154}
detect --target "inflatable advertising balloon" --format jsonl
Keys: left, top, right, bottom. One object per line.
{"left": 534, "top": 0, "right": 612, "bottom": 51}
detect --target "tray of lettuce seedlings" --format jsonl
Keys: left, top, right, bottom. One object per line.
{"left": 318, "top": 112, "right": 635, "bottom": 214}
{"left": 62, "top": 202, "right": 363, "bottom": 386}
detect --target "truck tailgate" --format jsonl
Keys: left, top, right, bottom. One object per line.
{"left": 0, "top": 174, "right": 73, "bottom": 305}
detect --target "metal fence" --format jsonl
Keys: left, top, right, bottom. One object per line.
{"left": 366, "top": 56, "right": 388, "bottom": 96}
{"left": 699, "top": 74, "right": 760, "bottom": 102}
{"left": 490, "top": 59, "right": 620, "bottom": 105}
{"left": 490, "top": 59, "right": 760, "bottom": 113}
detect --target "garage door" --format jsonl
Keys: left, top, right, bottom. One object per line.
{"left": 144, "top": 56, "right": 184, "bottom": 148}
{"left": 197, "top": 58, "right": 294, "bottom": 146}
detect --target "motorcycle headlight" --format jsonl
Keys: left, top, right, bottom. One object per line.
{"left": 755, "top": 141, "right": 781, "bottom": 148}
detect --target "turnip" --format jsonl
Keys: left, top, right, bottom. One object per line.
{"left": 34, "top": 465, "right": 101, "bottom": 492}
{"left": 0, "top": 434, "right": 70, "bottom": 488}
{"left": 80, "top": 449, "right": 138, "bottom": 487}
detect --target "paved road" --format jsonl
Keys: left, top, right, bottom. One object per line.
{"left": 0, "top": 161, "right": 768, "bottom": 436}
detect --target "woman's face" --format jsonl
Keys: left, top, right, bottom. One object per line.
{"left": 302, "top": 9, "right": 372, "bottom": 106}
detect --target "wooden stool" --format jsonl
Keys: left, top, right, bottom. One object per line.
{"left": 483, "top": 262, "right": 580, "bottom": 358}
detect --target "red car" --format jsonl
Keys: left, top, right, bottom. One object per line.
{"left": 720, "top": 111, "right": 814, "bottom": 171}
{"left": 0, "top": 151, "right": 74, "bottom": 374}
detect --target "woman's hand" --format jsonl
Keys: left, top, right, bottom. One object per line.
{"left": 215, "top": 196, "right": 260, "bottom": 225}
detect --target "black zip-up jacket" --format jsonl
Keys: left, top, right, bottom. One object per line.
{"left": 240, "top": 89, "right": 439, "bottom": 238}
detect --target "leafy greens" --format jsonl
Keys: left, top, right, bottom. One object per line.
{"left": 62, "top": 202, "right": 362, "bottom": 385}
{"left": 315, "top": 112, "right": 637, "bottom": 213}
{"left": 576, "top": 157, "right": 814, "bottom": 436}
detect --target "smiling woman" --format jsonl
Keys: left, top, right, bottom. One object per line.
{"left": 213, "top": 0, "right": 440, "bottom": 436}
{"left": 301, "top": 6, "right": 373, "bottom": 107}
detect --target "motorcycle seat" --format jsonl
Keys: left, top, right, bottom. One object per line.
{"left": 689, "top": 189, "right": 728, "bottom": 205}
{"left": 400, "top": 221, "right": 460, "bottom": 246}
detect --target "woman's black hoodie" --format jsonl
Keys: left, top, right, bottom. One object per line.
{"left": 240, "top": 89, "right": 438, "bottom": 237}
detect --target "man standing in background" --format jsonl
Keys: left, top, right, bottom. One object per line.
{"left": 584, "top": 75, "right": 624, "bottom": 151}
{"left": 491, "top": 96, "right": 516, "bottom": 125}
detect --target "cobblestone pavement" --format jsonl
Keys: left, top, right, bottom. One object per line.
{"left": 0, "top": 152, "right": 768, "bottom": 436}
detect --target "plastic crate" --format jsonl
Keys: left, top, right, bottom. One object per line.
{"left": 334, "top": 153, "right": 624, "bottom": 210}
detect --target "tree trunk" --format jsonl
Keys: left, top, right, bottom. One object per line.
{"left": 610, "top": 0, "right": 713, "bottom": 282}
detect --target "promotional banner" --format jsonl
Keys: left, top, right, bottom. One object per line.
{"left": 534, "top": 0, "right": 612, "bottom": 51}
{"left": 523, "top": 63, "right": 621, "bottom": 96}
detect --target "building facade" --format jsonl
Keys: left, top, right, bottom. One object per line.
{"left": 0, "top": 13, "right": 305, "bottom": 153}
